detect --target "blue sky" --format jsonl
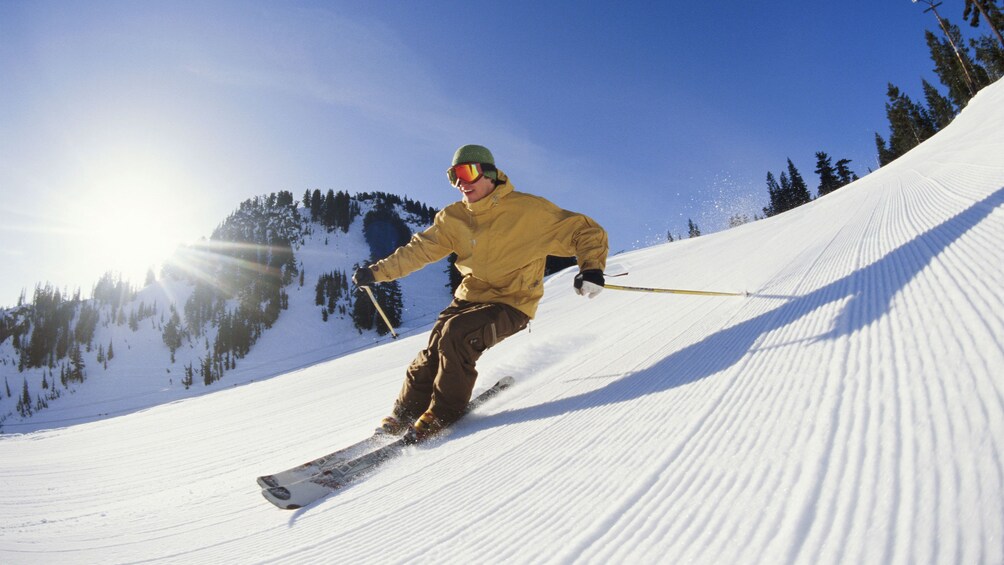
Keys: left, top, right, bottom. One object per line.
{"left": 0, "top": 0, "right": 962, "bottom": 307}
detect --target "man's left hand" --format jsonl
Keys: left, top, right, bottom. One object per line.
{"left": 574, "top": 269, "right": 605, "bottom": 299}
{"left": 352, "top": 267, "right": 376, "bottom": 287}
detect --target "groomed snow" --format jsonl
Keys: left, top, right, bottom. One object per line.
{"left": 1, "top": 78, "right": 1003, "bottom": 564}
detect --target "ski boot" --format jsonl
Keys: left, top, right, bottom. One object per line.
{"left": 403, "top": 410, "right": 446, "bottom": 444}
{"left": 378, "top": 416, "right": 409, "bottom": 435}
{"left": 378, "top": 402, "right": 419, "bottom": 435}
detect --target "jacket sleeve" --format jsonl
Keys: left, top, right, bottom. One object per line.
{"left": 369, "top": 211, "right": 455, "bottom": 282}
{"left": 538, "top": 201, "right": 609, "bottom": 273}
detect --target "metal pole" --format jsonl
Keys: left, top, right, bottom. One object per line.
{"left": 361, "top": 286, "right": 398, "bottom": 338}
{"left": 605, "top": 283, "right": 747, "bottom": 297}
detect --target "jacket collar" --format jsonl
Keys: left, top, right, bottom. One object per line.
{"left": 464, "top": 170, "right": 513, "bottom": 215}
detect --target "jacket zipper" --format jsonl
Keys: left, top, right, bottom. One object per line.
{"left": 468, "top": 210, "right": 477, "bottom": 250}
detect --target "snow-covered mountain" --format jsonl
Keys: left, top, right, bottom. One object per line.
{"left": 0, "top": 192, "right": 452, "bottom": 433}
{"left": 2, "top": 79, "right": 1003, "bottom": 563}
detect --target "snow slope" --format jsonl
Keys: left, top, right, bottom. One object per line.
{"left": 2, "top": 79, "right": 1003, "bottom": 564}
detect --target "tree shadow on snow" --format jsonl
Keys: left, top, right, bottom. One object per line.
{"left": 484, "top": 185, "right": 1004, "bottom": 428}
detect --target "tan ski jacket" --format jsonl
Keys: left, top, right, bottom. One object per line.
{"left": 369, "top": 171, "right": 608, "bottom": 318}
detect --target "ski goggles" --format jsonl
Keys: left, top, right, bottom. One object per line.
{"left": 447, "top": 162, "right": 492, "bottom": 186}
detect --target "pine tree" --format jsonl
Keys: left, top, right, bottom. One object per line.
{"left": 18, "top": 378, "right": 32, "bottom": 417}
{"left": 351, "top": 290, "right": 375, "bottom": 332}
{"left": 202, "top": 356, "right": 214, "bottom": 386}
{"left": 68, "top": 345, "right": 86, "bottom": 383}
{"left": 875, "top": 84, "right": 938, "bottom": 166}
{"left": 5, "top": 376, "right": 10, "bottom": 398}
{"left": 834, "top": 159, "right": 858, "bottom": 186}
{"left": 728, "top": 214, "right": 750, "bottom": 228}
{"left": 763, "top": 172, "right": 782, "bottom": 217}
{"left": 763, "top": 160, "right": 813, "bottom": 215}
{"left": 922, "top": 79, "right": 957, "bottom": 130}
{"left": 327, "top": 286, "right": 338, "bottom": 315}
{"left": 315, "top": 278, "right": 326, "bottom": 306}
{"left": 779, "top": 172, "right": 794, "bottom": 212}
{"left": 971, "top": 32, "right": 1004, "bottom": 80}
{"left": 875, "top": 133, "right": 894, "bottom": 168}
{"left": 310, "top": 189, "right": 323, "bottom": 221}
{"left": 925, "top": 25, "right": 989, "bottom": 108}
{"left": 323, "top": 189, "right": 338, "bottom": 230}
{"left": 162, "top": 310, "right": 183, "bottom": 363}
{"left": 34, "top": 392, "right": 48, "bottom": 412}
{"left": 786, "top": 159, "right": 812, "bottom": 207}
{"left": 182, "top": 363, "right": 193, "bottom": 389}
{"left": 331, "top": 191, "right": 352, "bottom": 232}
{"left": 963, "top": 0, "right": 1004, "bottom": 50}
{"left": 814, "top": 152, "right": 841, "bottom": 197}
{"left": 687, "top": 219, "right": 701, "bottom": 238}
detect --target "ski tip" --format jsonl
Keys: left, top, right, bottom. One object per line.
{"left": 498, "top": 375, "right": 515, "bottom": 387}
{"left": 256, "top": 475, "right": 279, "bottom": 489}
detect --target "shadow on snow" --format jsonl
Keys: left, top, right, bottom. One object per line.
{"left": 486, "top": 185, "right": 1004, "bottom": 428}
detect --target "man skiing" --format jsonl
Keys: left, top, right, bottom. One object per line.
{"left": 353, "top": 144, "right": 608, "bottom": 442}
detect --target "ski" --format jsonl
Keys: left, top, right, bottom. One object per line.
{"left": 261, "top": 376, "right": 514, "bottom": 509}
{"left": 256, "top": 432, "right": 401, "bottom": 489}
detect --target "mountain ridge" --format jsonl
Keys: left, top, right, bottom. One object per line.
{"left": 0, "top": 191, "right": 452, "bottom": 433}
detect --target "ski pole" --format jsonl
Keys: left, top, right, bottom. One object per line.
{"left": 360, "top": 286, "right": 398, "bottom": 338}
{"left": 605, "top": 283, "right": 747, "bottom": 297}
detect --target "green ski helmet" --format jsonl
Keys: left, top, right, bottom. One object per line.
{"left": 452, "top": 144, "right": 495, "bottom": 166}
{"left": 449, "top": 144, "right": 498, "bottom": 183}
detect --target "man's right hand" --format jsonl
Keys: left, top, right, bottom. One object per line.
{"left": 574, "top": 269, "right": 605, "bottom": 299}
{"left": 352, "top": 267, "right": 375, "bottom": 287}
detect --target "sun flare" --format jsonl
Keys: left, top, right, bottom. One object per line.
{"left": 61, "top": 145, "right": 201, "bottom": 289}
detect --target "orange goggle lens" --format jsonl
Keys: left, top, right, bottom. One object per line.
{"left": 448, "top": 163, "right": 483, "bottom": 185}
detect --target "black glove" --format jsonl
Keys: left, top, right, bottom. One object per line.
{"left": 352, "top": 267, "right": 376, "bottom": 287}
{"left": 574, "top": 269, "right": 605, "bottom": 299}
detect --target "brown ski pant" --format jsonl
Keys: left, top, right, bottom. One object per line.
{"left": 395, "top": 299, "right": 529, "bottom": 425}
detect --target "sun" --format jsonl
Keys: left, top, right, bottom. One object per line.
{"left": 61, "top": 145, "right": 201, "bottom": 289}
{"left": 88, "top": 191, "right": 182, "bottom": 284}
